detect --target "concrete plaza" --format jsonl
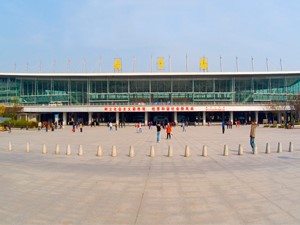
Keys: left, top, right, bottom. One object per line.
{"left": 1, "top": 124, "right": 300, "bottom": 225}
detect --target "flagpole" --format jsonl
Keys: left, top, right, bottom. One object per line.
{"left": 266, "top": 58, "right": 269, "bottom": 71}
{"left": 151, "top": 55, "right": 153, "bottom": 72}
{"left": 39, "top": 60, "right": 42, "bottom": 73}
{"left": 251, "top": 56, "right": 254, "bottom": 72}
{"left": 99, "top": 57, "right": 102, "bottom": 73}
{"left": 185, "top": 54, "right": 188, "bottom": 72}
{"left": 169, "top": 55, "right": 171, "bottom": 72}
{"left": 53, "top": 59, "right": 56, "bottom": 73}
{"left": 280, "top": 58, "right": 283, "bottom": 71}
{"left": 220, "top": 56, "right": 223, "bottom": 72}
{"left": 132, "top": 56, "right": 136, "bottom": 72}
{"left": 235, "top": 57, "right": 239, "bottom": 72}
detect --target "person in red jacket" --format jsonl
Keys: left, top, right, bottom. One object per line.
{"left": 166, "top": 123, "right": 172, "bottom": 139}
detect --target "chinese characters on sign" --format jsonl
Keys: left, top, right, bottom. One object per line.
{"left": 205, "top": 106, "right": 225, "bottom": 111}
{"left": 103, "top": 106, "right": 227, "bottom": 112}
{"left": 103, "top": 106, "right": 195, "bottom": 112}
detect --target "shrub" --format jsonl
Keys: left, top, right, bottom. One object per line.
{"left": 1, "top": 120, "right": 37, "bottom": 128}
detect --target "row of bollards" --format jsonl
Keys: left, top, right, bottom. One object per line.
{"left": 223, "top": 141, "right": 294, "bottom": 156}
{"left": 7, "top": 141, "right": 295, "bottom": 157}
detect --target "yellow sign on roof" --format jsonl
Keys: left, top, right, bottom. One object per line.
{"left": 200, "top": 57, "right": 208, "bottom": 71}
{"left": 114, "top": 58, "right": 122, "bottom": 71}
{"left": 157, "top": 57, "right": 164, "bottom": 71}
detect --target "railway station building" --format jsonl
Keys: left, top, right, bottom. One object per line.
{"left": 0, "top": 71, "right": 299, "bottom": 125}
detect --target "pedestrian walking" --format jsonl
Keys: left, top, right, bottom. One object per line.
{"left": 250, "top": 119, "right": 258, "bottom": 152}
{"left": 79, "top": 122, "right": 83, "bottom": 132}
{"left": 156, "top": 123, "right": 162, "bottom": 143}
{"left": 38, "top": 121, "right": 42, "bottom": 131}
{"left": 182, "top": 122, "right": 186, "bottom": 132}
{"left": 222, "top": 121, "right": 225, "bottom": 134}
{"left": 166, "top": 123, "right": 172, "bottom": 139}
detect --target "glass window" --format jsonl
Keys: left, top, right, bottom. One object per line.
{"left": 129, "top": 80, "right": 150, "bottom": 92}
{"left": 215, "top": 79, "right": 232, "bottom": 92}
{"left": 0, "top": 78, "right": 7, "bottom": 91}
{"left": 109, "top": 80, "right": 128, "bottom": 93}
{"left": 286, "top": 77, "right": 300, "bottom": 94}
{"left": 53, "top": 80, "right": 68, "bottom": 95}
{"left": 235, "top": 79, "right": 252, "bottom": 92}
{"left": 194, "top": 80, "right": 213, "bottom": 92}
{"left": 253, "top": 79, "right": 269, "bottom": 93}
{"left": 70, "top": 80, "right": 87, "bottom": 104}
{"left": 235, "top": 79, "right": 252, "bottom": 103}
{"left": 151, "top": 80, "right": 171, "bottom": 92}
{"left": 172, "top": 80, "right": 193, "bottom": 92}
{"left": 20, "top": 79, "right": 35, "bottom": 96}
{"left": 90, "top": 80, "right": 107, "bottom": 93}
{"left": 270, "top": 78, "right": 285, "bottom": 94}
{"left": 36, "top": 80, "right": 51, "bottom": 95}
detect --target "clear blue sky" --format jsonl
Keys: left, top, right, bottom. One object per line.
{"left": 1, "top": 0, "right": 300, "bottom": 73}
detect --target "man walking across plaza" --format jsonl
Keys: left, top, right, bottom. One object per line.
{"left": 222, "top": 121, "right": 225, "bottom": 134}
{"left": 250, "top": 119, "right": 258, "bottom": 152}
{"left": 156, "top": 123, "right": 162, "bottom": 143}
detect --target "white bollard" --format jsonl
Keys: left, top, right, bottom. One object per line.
{"left": 78, "top": 145, "right": 83, "bottom": 156}
{"left": 97, "top": 145, "right": 102, "bottom": 157}
{"left": 168, "top": 145, "right": 173, "bottom": 157}
{"left": 289, "top": 142, "right": 293, "bottom": 152}
{"left": 129, "top": 145, "right": 135, "bottom": 157}
{"left": 277, "top": 142, "right": 282, "bottom": 153}
{"left": 66, "top": 144, "right": 71, "bottom": 155}
{"left": 55, "top": 144, "right": 60, "bottom": 155}
{"left": 202, "top": 145, "right": 208, "bottom": 157}
{"left": 111, "top": 145, "right": 117, "bottom": 157}
{"left": 185, "top": 145, "right": 190, "bottom": 157}
{"left": 253, "top": 146, "right": 258, "bottom": 155}
{"left": 42, "top": 144, "right": 47, "bottom": 154}
{"left": 223, "top": 144, "right": 229, "bottom": 156}
{"left": 265, "top": 143, "right": 271, "bottom": 154}
{"left": 8, "top": 141, "right": 12, "bottom": 151}
{"left": 26, "top": 142, "right": 30, "bottom": 153}
{"left": 238, "top": 144, "right": 243, "bottom": 155}
{"left": 150, "top": 146, "right": 155, "bottom": 157}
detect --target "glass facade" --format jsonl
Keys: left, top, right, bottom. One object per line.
{"left": 0, "top": 73, "right": 299, "bottom": 106}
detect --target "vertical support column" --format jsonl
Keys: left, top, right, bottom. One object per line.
{"left": 202, "top": 111, "right": 206, "bottom": 126}
{"left": 63, "top": 112, "right": 67, "bottom": 126}
{"left": 255, "top": 111, "right": 259, "bottom": 123}
{"left": 277, "top": 111, "right": 282, "bottom": 124}
{"left": 144, "top": 112, "right": 148, "bottom": 126}
{"left": 88, "top": 112, "right": 92, "bottom": 125}
{"left": 174, "top": 112, "right": 178, "bottom": 124}
{"left": 116, "top": 112, "right": 119, "bottom": 125}
{"left": 230, "top": 111, "right": 233, "bottom": 123}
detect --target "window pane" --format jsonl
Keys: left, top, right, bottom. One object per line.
{"left": 109, "top": 80, "right": 128, "bottom": 93}
{"left": 151, "top": 80, "right": 171, "bottom": 92}
{"left": 129, "top": 80, "right": 150, "bottom": 92}
{"left": 194, "top": 80, "right": 213, "bottom": 92}
{"left": 172, "top": 80, "right": 193, "bottom": 92}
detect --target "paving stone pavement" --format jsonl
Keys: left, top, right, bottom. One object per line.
{"left": 1, "top": 125, "right": 300, "bottom": 225}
